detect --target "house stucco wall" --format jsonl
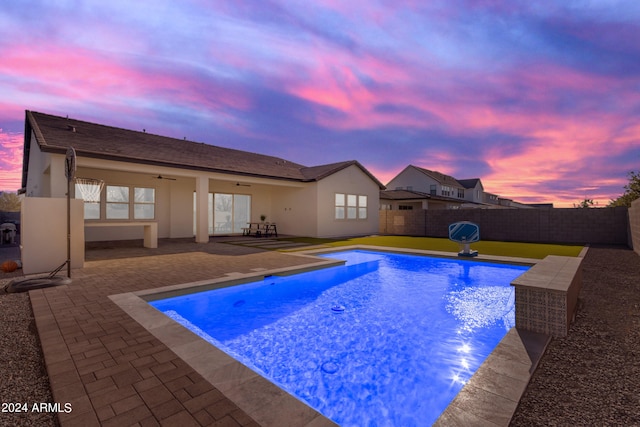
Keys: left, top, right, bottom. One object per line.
{"left": 21, "top": 197, "right": 84, "bottom": 274}
{"left": 386, "top": 166, "right": 434, "bottom": 193}
{"left": 629, "top": 198, "right": 640, "bottom": 255}
{"left": 316, "top": 165, "right": 380, "bottom": 238}
{"left": 271, "top": 185, "right": 317, "bottom": 237}
{"left": 78, "top": 167, "right": 175, "bottom": 241}
{"left": 24, "top": 131, "right": 50, "bottom": 197}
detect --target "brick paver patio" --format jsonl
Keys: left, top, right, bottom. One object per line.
{"left": 30, "top": 238, "right": 328, "bottom": 426}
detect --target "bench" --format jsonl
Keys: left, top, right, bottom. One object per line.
{"left": 85, "top": 221, "right": 158, "bottom": 248}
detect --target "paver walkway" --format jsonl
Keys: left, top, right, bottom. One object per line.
{"left": 30, "top": 239, "right": 329, "bottom": 426}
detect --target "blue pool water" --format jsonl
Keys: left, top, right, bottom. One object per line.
{"left": 150, "top": 250, "right": 529, "bottom": 426}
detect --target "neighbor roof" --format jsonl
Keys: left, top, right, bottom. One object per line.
{"left": 23, "top": 111, "right": 384, "bottom": 188}
{"left": 457, "top": 178, "right": 483, "bottom": 190}
{"left": 411, "top": 166, "right": 482, "bottom": 189}
{"left": 380, "top": 189, "right": 478, "bottom": 204}
{"left": 411, "top": 165, "right": 462, "bottom": 187}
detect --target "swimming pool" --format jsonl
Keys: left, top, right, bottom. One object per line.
{"left": 150, "top": 250, "right": 529, "bottom": 426}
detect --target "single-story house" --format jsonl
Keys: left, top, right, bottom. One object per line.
{"left": 19, "top": 111, "right": 384, "bottom": 273}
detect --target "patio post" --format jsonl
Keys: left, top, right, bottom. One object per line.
{"left": 195, "top": 175, "right": 209, "bottom": 243}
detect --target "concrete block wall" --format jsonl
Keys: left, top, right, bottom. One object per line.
{"left": 630, "top": 199, "right": 640, "bottom": 256}
{"left": 379, "top": 207, "right": 630, "bottom": 245}
{"left": 379, "top": 210, "right": 426, "bottom": 236}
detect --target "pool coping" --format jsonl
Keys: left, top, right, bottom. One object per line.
{"left": 109, "top": 245, "right": 575, "bottom": 426}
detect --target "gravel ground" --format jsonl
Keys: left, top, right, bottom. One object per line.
{"left": 0, "top": 245, "right": 638, "bottom": 427}
{"left": 0, "top": 279, "right": 58, "bottom": 427}
{"left": 511, "top": 245, "right": 640, "bottom": 426}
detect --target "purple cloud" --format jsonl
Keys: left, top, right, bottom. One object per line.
{"left": 0, "top": 0, "right": 639, "bottom": 206}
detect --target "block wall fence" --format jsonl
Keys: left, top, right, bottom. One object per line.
{"left": 630, "top": 199, "right": 640, "bottom": 255}
{"left": 379, "top": 207, "right": 630, "bottom": 246}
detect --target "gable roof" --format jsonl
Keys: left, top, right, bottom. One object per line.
{"left": 410, "top": 165, "right": 482, "bottom": 189}
{"left": 23, "top": 111, "right": 384, "bottom": 188}
{"left": 457, "top": 178, "right": 483, "bottom": 190}
{"left": 300, "top": 160, "right": 384, "bottom": 187}
{"left": 411, "top": 165, "right": 462, "bottom": 187}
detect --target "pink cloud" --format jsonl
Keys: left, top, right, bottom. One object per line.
{"left": 0, "top": 130, "right": 24, "bottom": 191}
{"left": 1, "top": 44, "right": 252, "bottom": 117}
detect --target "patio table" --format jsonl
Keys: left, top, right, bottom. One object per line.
{"left": 243, "top": 222, "right": 278, "bottom": 237}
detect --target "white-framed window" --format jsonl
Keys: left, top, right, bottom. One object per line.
{"left": 78, "top": 185, "right": 155, "bottom": 220}
{"left": 358, "top": 195, "right": 368, "bottom": 219}
{"left": 335, "top": 193, "right": 346, "bottom": 219}
{"left": 335, "top": 193, "right": 367, "bottom": 220}
{"left": 106, "top": 185, "right": 130, "bottom": 219}
{"left": 75, "top": 182, "right": 101, "bottom": 219}
{"left": 134, "top": 187, "right": 155, "bottom": 219}
{"left": 457, "top": 188, "right": 465, "bottom": 198}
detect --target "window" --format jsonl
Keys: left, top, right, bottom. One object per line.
{"left": 75, "top": 182, "right": 101, "bottom": 219}
{"left": 358, "top": 195, "right": 368, "bottom": 219}
{"left": 347, "top": 194, "right": 357, "bottom": 219}
{"left": 78, "top": 185, "right": 156, "bottom": 220}
{"left": 430, "top": 184, "right": 436, "bottom": 196}
{"left": 134, "top": 187, "right": 155, "bottom": 219}
{"left": 399, "top": 205, "right": 413, "bottom": 210}
{"left": 457, "top": 188, "right": 465, "bottom": 198}
{"left": 335, "top": 193, "right": 367, "bottom": 220}
{"left": 441, "top": 185, "right": 452, "bottom": 197}
{"left": 106, "top": 186, "right": 129, "bottom": 219}
{"left": 335, "top": 193, "right": 345, "bottom": 219}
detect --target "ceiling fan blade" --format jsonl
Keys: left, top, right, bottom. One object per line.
{"left": 155, "top": 175, "right": 177, "bottom": 181}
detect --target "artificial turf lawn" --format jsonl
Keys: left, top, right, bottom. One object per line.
{"left": 283, "top": 235, "right": 583, "bottom": 259}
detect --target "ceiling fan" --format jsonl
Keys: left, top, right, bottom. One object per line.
{"left": 236, "top": 182, "right": 251, "bottom": 187}
{"left": 155, "top": 175, "right": 176, "bottom": 181}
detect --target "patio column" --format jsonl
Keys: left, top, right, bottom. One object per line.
{"left": 195, "top": 175, "right": 209, "bottom": 243}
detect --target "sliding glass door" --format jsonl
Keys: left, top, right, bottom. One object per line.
{"left": 213, "top": 193, "right": 251, "bottom": 235}
{"left": 193, "top": 193, "right": 251, "bottom": 235}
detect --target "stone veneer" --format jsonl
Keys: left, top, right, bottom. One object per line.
{"left": 511, "top": 255, "right": 583, "bottom": 337}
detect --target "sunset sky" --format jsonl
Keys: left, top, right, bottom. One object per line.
{"left": 1, "top": 1, "right": 639, "bottom": 207}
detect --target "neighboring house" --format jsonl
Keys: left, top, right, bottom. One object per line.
{"left": 19, "top": 111, "right": 383, "bottom": 272}
{"left": 457, "top": 178, "right": 484, "bottom": 204}
{"left": 380, "top": 189, "right": 467, "bottom": 210}
{"left": 483, "top": 191, "right": 501, "bottom": 207}
{"left": 383, "top": 165, "right": 484, "bottom": 209}
{"left": 384, "top": 165, "right": 537, "bottom": 210}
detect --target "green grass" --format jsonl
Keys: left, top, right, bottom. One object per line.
{"left": 282, "top": 235, "right": 583, "bottom": 259}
